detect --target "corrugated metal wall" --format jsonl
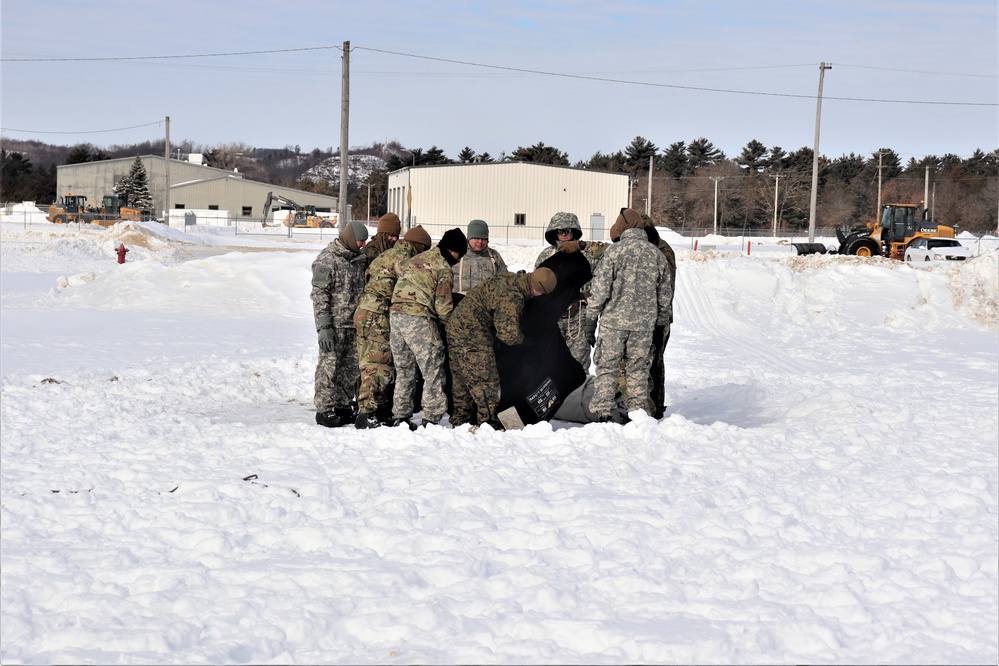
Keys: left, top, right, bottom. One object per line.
{"left": 56, "top": 156, "right": 338, "bottom": 220}
{"left": 388, "top": 162, "right": 628, "bottom": 242}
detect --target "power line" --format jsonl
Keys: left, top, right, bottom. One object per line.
{"left": 1, "top": 45, "right": 342, "bottom": 62}
{"left": 1, "top": 121, "right": 164, "bottom": 135}
{"left": 834, "top": 63, "right": 996, "bottom": 79}
{"left": 3, "top": 43, "right": 995, "bottom": 106}
{"left": 356, "top": 47, "right": 996, "bottom": 107}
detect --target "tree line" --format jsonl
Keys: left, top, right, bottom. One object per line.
{"left": 365, "top": 137, "right": 998, "bottom": 234}
{"left": 3, "top": 136, "right": 996, "bottom": 233}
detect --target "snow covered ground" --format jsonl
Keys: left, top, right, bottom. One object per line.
{"left": 2, "top": 210, "right": 997, "bottom": 664}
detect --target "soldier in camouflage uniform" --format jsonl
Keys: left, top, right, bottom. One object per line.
{"left": 360, "top": 212, "right": 402, "bottom": 267}
{"left": 647, "top": 226, "right": 677, "bottom": 418}
{"left": 445, "top": 268, "right": 557, "bottom": 429}
{"left": 388, "top": 228, "right": 467, "bottom": 428}
{"left": 353, "top": 225, "right": 432, "bottom": 429}
{"left": 610, "top": 221, "right": 678, "bottom": 419}
{"left": 534, "top": 211, "right": 608, "bottom": 370}
{"left": 453, "top": 219, "right": 508, "bottom": 294}
{"left": 586, "top": 208, "right": 673, "bottom": 423}
{"left": 311, "top": 220, "right": 369, "bottom": 427}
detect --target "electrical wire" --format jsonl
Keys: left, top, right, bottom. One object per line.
{"left": 3, "top": 44, "right": 993, "bottom": 106}
{"left": 354, "top": 47, "right": 996, "bottom": 106}
{"left": 2, "top": 45, "right": 341, "bottom": 62}
{"left": 1, "top": 121, "right": 164, "bottom": 135}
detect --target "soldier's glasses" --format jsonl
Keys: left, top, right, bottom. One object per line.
{"left": 556, "top": 228, "right": 573, "bottom": 235}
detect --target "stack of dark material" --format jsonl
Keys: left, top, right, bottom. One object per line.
{"left": 495, "top": 251, "right": 591, "bottom": 426}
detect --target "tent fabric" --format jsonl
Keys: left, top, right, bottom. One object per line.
{"left": 495, "top": 251, "right": 592, "bottom": 425}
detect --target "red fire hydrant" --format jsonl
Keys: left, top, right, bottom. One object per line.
{"left": 116, "top": 243, "right": 129, "bottom": 264}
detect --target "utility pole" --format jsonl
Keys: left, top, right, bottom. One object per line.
{"left": 339, "top": 41, "right": 350, "bottom": 221}
{"left": 646, "top": 155, "right": 653, "bottom": 216}
{"left": 808, "top": 62, "right": 831, "bottom": 243}
{"left": 710, "top": 176, "right": 723, "bottom": 235}
{"left": 164, "top": 116, "right": 171, "bottom": 226}
{"left": 924, "top": 165, "right": 930, "bottom": 221}
{"left": 808, "top": 62, "right": 832, "bottom": 243}
{"left": 877, "top": 150, "right": 885, "bottom": 221}
{"left": 772, "top": 174, "right": 780, "bottom": 237}
{"left": 367, "top": 181, "right": 371, "bottom": 221}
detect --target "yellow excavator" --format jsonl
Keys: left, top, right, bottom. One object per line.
{"left": 837, "top": 203, "right": 955, "bottom": 260}
{"left": 262, "top": 192, "right": 335, "bottom": 228}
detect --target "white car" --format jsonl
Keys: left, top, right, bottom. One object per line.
{"left": 904, "top": 237, "right": 974, "bottom": 263}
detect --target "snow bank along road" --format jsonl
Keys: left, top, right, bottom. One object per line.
{"left": 1, "top": 220, "right": 997, "bottom": 664}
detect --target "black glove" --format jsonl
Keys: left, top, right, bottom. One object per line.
{"left": 316, "top": 314, "right": 335, "bottom": 352}
{"left": 584, "top": 318, "right": 597, "bottom": 347}
{"left": 318, "top": 326, "right": 335, "bottom": 353}
{"left": 652, "top": 324, "right": 666, "bottom": 349}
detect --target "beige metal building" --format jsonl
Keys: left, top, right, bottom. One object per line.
{"left": 387, "top": 162, "right": 629, "bottom": 242}
{"left": 55, "top": 155, "right": 338, "bottom": 223}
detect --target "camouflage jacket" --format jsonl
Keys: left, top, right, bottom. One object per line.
{"left": 389, "top": 247, "right": 456, "bottom": 323}
{"left": 587, "top": 227, "right": 672, "bottom": 330}
{"left": 311, "top": 238, "right": 366, "bottom": 330}
{"left": 357, "top": 240, "right": 422, "bottom": 315}
{"left": 453, "top": 245, "right": 508, "bottom": 295}
{"left": 447, "top": 271, "right": 533, "bottom": 347}
{"left": 360, "top": 232, "right": 395, "bottom": 266}
{"left": 657, "top": 239, "right": 677, "bottom": 324}
{"left": 535, "top": 239, "right": 608, "bottom": 302}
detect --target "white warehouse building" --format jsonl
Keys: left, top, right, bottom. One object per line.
{"left": 387, "top": 162, "right": 629, "bottom": 243}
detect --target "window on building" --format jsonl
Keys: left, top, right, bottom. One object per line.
{"left": 514, "top": 213, "right": 526, "bottom": 226}
{"left": 208, "top": 205, "right": 219, "bottom": 210}
{"left": 174, "top": 204, "right": 185, "bottom": 209}
{"left": 242, "top": 206, "right": 252, "bottom": 217}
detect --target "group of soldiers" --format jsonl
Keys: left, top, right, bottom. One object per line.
{"left": 310, "top": 207, "right": 676, "bottom": 431}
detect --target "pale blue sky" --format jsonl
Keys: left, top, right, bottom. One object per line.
{"left": 2, "top": 0, "right": 996, "bottom": 163}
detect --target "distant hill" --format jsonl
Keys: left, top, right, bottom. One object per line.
{"left": 1, "top": 137, "right": 409, "bottom": 189}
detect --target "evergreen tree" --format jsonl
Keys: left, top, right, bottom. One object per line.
{"left": 585, "top": 150, "right": 627, "bottom": 172}
{"left": 624, "top": 136, "right": 658, "bottom": 170}
{"left": 687, "top": 138, "right": 724, "bottom": 172}
{"left": 826, "top": 153, "right": 866, "bottom": 184}
{"left": 1, "top": 150, "right": 33, "bottom": 200}
{"left": 114, "top": 156, "right": 154, "bottom": 210}
{"left": 65, "top": 144, "right": 110, "bottom": 165}
{"left": 511, "top": 142, "right": 569, "bottom": 166}
{"left": 766, "top": 146, "right": 789, "bottom": 171}
{"left": 735, "top": 140, "right": 768, "bottom": 172}
{"left": 785, "top": 147, "right": 814, "bottom": 174}
{"left": 423, "top": 146, "right": 451, "bottom": 165}
{"left": 867, "top": 148, "right": 902, "bottom": 179}
{"left": 457, "top": 147, "right": 477, "bottom": 163}
{"left": 659, "top": 141, "right": 688, "bottom": 178}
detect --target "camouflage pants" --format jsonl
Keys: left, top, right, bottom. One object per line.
{"left": 590, "top": 325, "right": 654, "bottom": 417}
{"left": 618, "top": 323, "right": 671, "bottom": 417}
{"left": 445, "top": 327, "right": 499, "bottom": 426}
{"left": 389, "top": 313, "right": 448, "bottom": 423}
{"left": 649, "top": 324, "right": 671, "bottom": 418}
{"left": 314, "top": 326, "right": 359, "bottom": 413}
{"left": 354, "top": 308, "right": 393, "bottom": 415}
{"left": 559, "top": 301, "right": 594, "bottom": 371}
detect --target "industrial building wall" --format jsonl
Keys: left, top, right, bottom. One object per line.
{"left": 56, "top": 156, "right": 337, "bottom": 221}
{"left": 388, "top": 162, "right": 628, "bottom": 242}
{"left": 170, "top": 178, "right": 337, "bottom": 221}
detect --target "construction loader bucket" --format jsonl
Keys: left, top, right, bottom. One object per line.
{"left": 793, "top": 243, "right": 828, "bottom": 256}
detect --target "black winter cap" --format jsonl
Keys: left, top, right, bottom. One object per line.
{"left": 438, "top": 228, "right": 468, "bottom": 260}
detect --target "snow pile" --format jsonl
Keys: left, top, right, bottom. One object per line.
{"left": 1, "top": 220, "right": 997, "bottom": 664}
